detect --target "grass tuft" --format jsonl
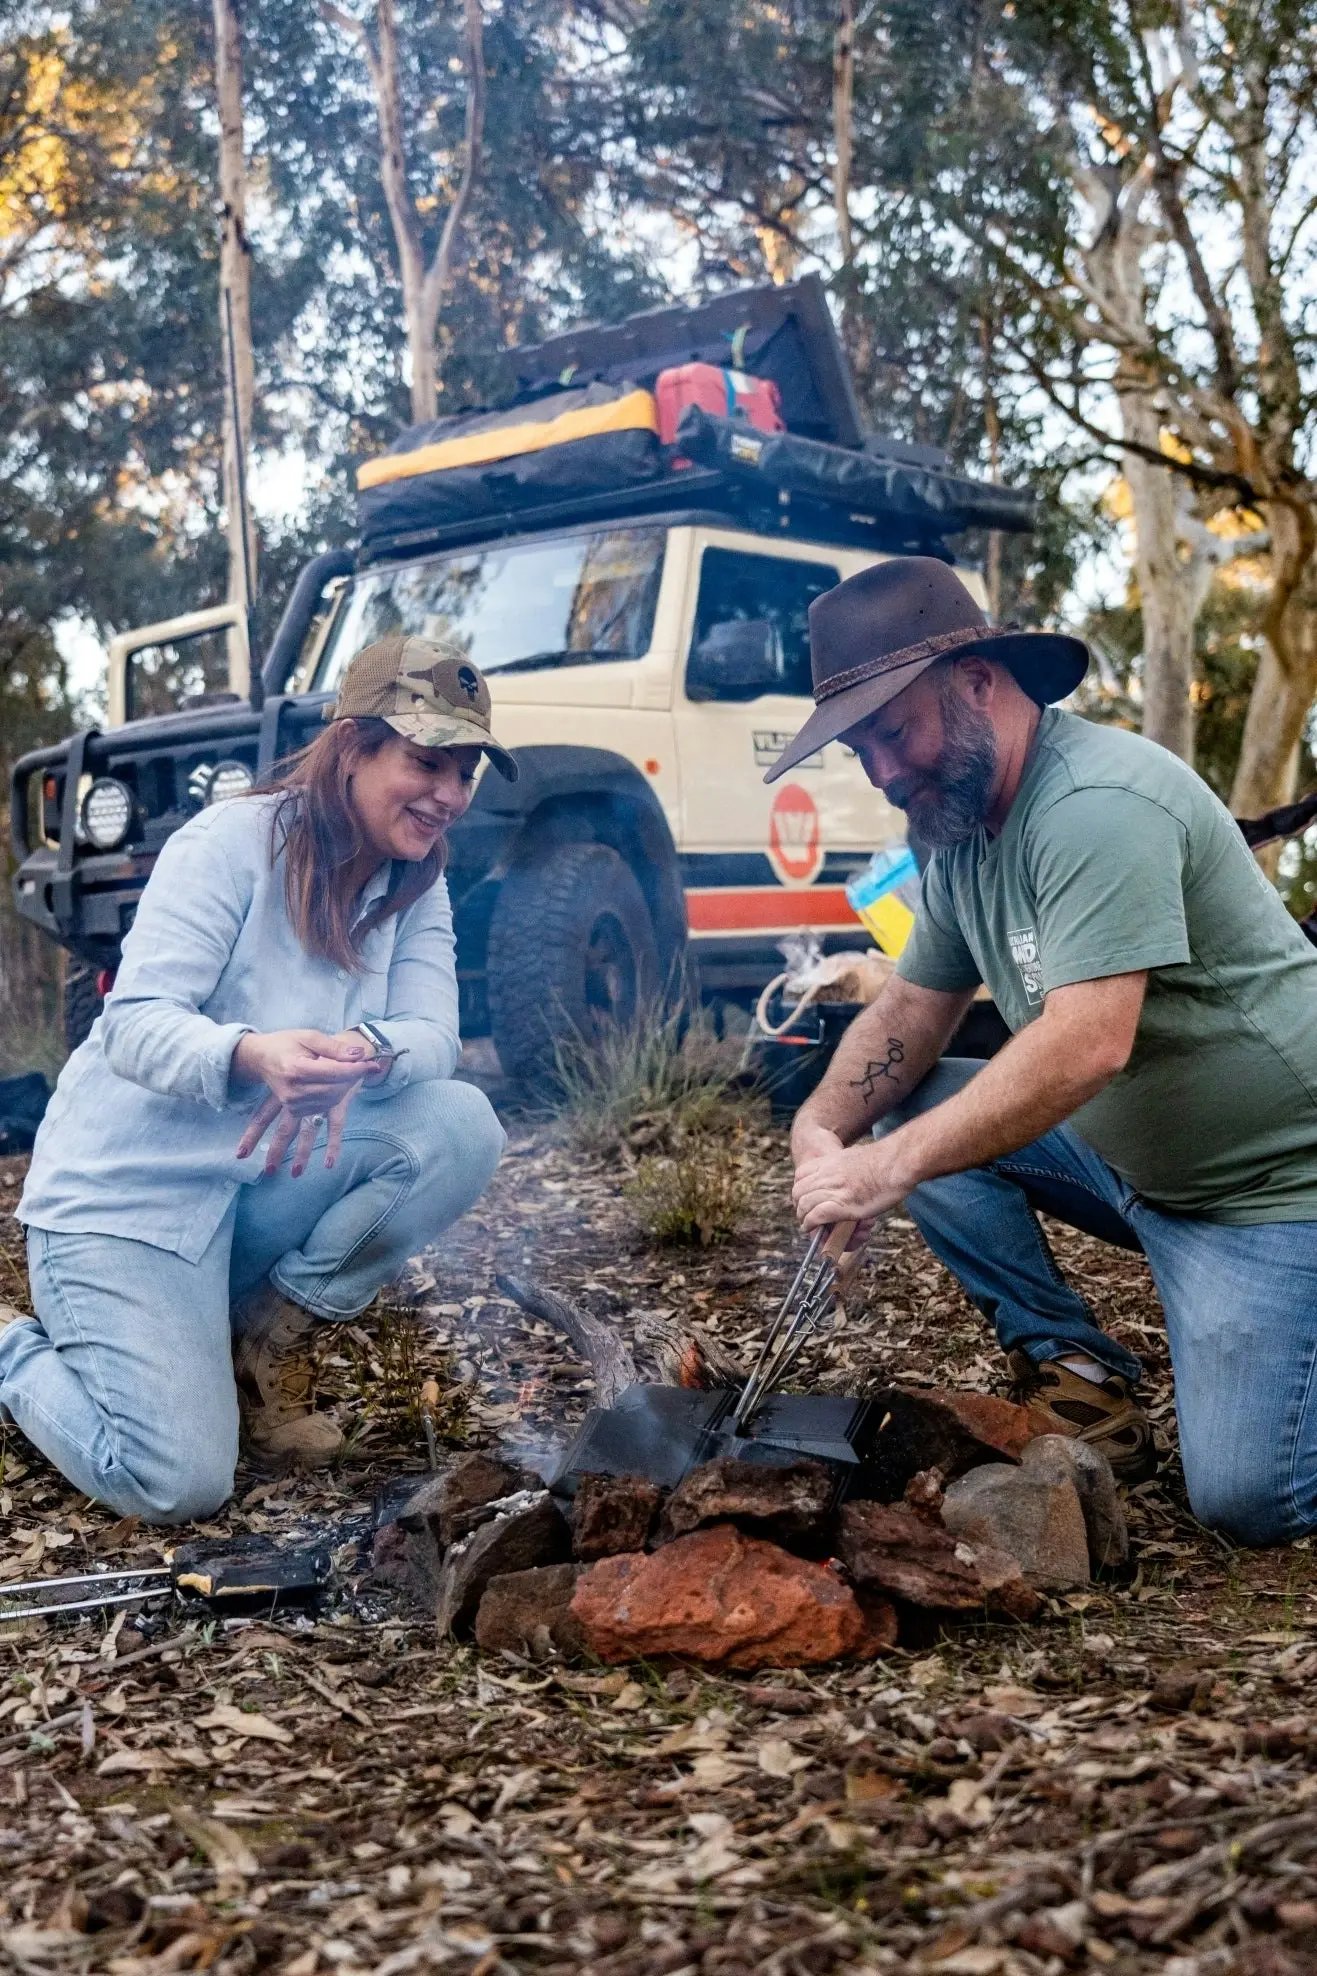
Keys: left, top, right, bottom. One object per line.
{"left": 549, "top": 997, "right": 754, "bottom": 1156}
{"left": 330, "top": 1304, "right": 469, "bottom": 1446}
{"left": 624, "top": 1122, "right": 754, "bottom": 1246}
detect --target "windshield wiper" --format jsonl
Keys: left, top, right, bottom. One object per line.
{"left": 491, "top": 647, "right": 627, "bottom": 676}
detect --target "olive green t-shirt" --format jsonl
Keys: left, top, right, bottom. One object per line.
{"left": 896, "top": 706, "right": 1317, "bottom": 1221}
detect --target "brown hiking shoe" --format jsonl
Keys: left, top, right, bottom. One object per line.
{"left": 1007, "top": 1350, "right": 1157, "bottom": 1482}
{"left": 232, "top": 1282, "right": 343, "bottom": 1467}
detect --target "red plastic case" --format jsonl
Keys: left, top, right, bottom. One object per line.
{"left": 655, "top": 362, "right": 784, "bottom": 446}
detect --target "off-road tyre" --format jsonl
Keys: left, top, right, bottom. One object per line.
{"left": 63, "top": 963, "right": 104, "bottom": 1053}
{"left": 487, "top": 841, "right": 660, "bottom": 1086}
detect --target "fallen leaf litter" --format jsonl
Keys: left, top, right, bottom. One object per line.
{"left": 1, "top": 1128, "right": 1316, "bottom": 1975}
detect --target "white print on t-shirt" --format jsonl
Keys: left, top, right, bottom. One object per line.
{"left": 1008, "top": 926, "right": 1044, "bottom": 1004}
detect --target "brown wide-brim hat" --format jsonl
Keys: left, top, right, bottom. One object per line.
{"left": 763, "top": 556, "right": 1088, "bottom": 784}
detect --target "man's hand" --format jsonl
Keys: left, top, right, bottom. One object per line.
{"left": 792, "top": 1136, "right": 912, "bottom": 1232}
{"left": 232, "top": 1029, "right": 372, "bottom": 1107}
{"left": 790, "top": 1116, "right": 845, "bottom": 1167}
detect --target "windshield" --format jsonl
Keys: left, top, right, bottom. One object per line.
{"left": 314, "top": 526, "right": 666, "bottom": 689}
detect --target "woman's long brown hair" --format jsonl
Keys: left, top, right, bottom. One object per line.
{"left": 256, "top": 717, "right": 443, "bottom": 972}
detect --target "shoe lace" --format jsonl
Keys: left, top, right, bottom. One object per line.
{"left": 1006, "top": 1362, "right": 1043, "bottom": 1407}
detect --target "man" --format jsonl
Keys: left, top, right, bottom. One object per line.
{"left": 768, "top": 556, "right": 1317, "bottom": 1546}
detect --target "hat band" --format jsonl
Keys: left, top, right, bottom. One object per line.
{"left": 814, "top": 620, "right": 1017, "bottom": 703}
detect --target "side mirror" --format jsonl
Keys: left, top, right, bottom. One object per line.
{"left": 687, "top": 618, "right": 783, "bottom": 701}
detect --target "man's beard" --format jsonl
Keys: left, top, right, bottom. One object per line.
{"left": 897, "top": 686, "right": 998, "bottom": 849}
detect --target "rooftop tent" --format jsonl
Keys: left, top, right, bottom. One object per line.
{"left": 356, "top": 380, "right": 663, "bottom": 548}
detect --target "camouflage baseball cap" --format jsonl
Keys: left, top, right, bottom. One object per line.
{"left": 329, "top": 634, "right": 517, "bottom": 781}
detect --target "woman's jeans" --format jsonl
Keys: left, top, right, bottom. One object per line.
{"left": 4, "top": 1079, "right": 504, "bottom": 1524}
{"left": 879, "top": 1059, "right": 1317, "bottom": 1546}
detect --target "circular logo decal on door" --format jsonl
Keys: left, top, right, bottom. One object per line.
{"left": 768, "top": 782, "right": 823, "bottom": 888}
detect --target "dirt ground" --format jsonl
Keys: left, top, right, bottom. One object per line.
{"left": 0, "top": 1110, "right": 1315, "bottom": 1976}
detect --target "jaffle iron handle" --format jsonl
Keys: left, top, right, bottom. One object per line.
{"left": 821, "top": 1218, "right": 859, "bottom": 1264}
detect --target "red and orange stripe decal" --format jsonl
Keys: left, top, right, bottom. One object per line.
{"left": 684, "top": 886, "right": 860, "bottom": 934}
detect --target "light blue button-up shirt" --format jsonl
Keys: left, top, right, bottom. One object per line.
{"left": 19, "top": 794, "right": 460, "bottom": 1261}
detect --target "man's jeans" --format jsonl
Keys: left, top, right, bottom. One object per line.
{"left": 4, "top": 1079, "right": 504, "bottom": 1524}
{"left": 878, "top": 1059, "right": 1317, "bottom": 1546}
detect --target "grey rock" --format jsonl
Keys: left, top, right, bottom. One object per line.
{"left": 435, "top": 1490, "right": 571, "bottom": 1637}
{"left": 1020, "top": 1434, "right": 1129, "bottom": 1573}
{"left": 941, "top": 1462, "right": 1090, "bottom": 1591}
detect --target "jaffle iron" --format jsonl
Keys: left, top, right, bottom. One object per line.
{"left": 731, "top": 1219, "right": 859, "bottom": 1433}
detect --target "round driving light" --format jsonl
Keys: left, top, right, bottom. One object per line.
{"left": 208, "top": 759, "right": 255, "bottom": 803}
{"left": 81, "top": 778, "right": 134, "bottom": 851}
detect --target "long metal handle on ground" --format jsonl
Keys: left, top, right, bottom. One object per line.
{"left": 731, "top": 1220, "right": 858, "bottom": 1432}
{"left": 0, "top": 1585, "right": 173, "bottom": 1623}
{"left": 0, "top": 1565, "right": 172, "bottom": 1625}
{"left": 0, "top": 1568, "right": 170, "bottom": 1598}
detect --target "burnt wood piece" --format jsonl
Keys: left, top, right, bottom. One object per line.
{"left": 496, "top": 1272, "right": 639, "bottom": 1408}
{"left": 495, "top": 1271, "right": 744, "bottom": 1401}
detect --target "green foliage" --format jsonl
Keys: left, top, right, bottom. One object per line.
{"left": 624, "top": 1130, "right": 754, "bottom": 1247}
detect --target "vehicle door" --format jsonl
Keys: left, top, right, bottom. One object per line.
{"left": 672, "top": 529, "right": 902, "bottom": 945}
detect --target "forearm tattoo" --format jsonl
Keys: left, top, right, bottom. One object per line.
{"left": 850, "top": 1037, "right": 905, "bottom": 1101}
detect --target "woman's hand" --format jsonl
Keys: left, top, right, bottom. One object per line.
{"left": 236, "top": 1082, "right": 362, "bottom": 1176}
{"left": 328, "top": 1027, "right": 391, "bottom": 1082}
{"left": 791, "top": 1136, "right": 911, "bottom": 1233}
{"left": 233, "top": 1030, "right": 371, "bottom": 1175}
{"left": 232, "top": 1029, "right": 372, "bottom": 1106}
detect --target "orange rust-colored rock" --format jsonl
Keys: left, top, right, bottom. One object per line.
{"left": 924, "top": 1389, "right": 1048, "bottom": 1462}
{"left": 570, "top": 1523, "right": 894, "bottom": 1670}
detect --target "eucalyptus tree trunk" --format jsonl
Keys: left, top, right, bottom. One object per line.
{"left": 1118, "top": 371, "right": 1197, "bottom": 761}
{"left": 212, "top": 0, "right": 256, "bottom": 686}
{"left": 1231, "top": 498, "right": 1317, "bottom": 818}
{"left": 321, "top": 0, "right": 486, "bottom": 425}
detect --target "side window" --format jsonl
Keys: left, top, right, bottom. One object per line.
{"left": 687, "top": 548, "right": 839, "bottom": 702}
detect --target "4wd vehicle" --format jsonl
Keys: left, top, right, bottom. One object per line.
{"left": 11, "top": 279, "right": 1030, "bottom": 1080}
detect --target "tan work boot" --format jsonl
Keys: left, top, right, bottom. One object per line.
{"left": 232, "top": 1282, "right": 343, "bottom": 1467}
{"left": 1007, "top": 1350, "right": 1157, "bottom": 1483}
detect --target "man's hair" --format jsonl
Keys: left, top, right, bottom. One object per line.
{"left": 256, "top": 719, "right": 443, "bottom": 973}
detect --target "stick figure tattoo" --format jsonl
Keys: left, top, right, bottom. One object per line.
{"left": 850, "top": 1037, "right": 905, "bottom": 1101}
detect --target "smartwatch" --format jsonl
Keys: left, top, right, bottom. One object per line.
{"left": 353, "top": 1019, "right": 394, "bottom": 1060}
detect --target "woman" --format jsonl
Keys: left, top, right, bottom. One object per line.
{"left": 4, "top": 634, "right": 510, "bottom": 1522}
